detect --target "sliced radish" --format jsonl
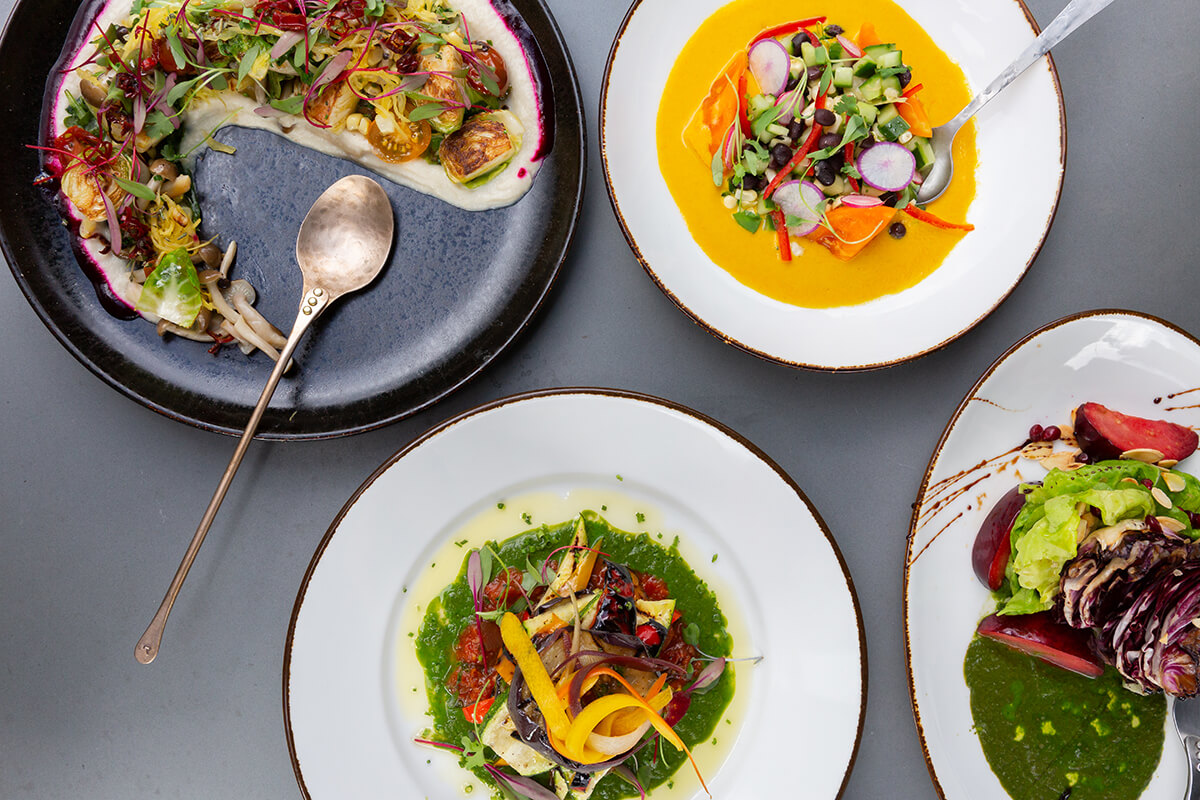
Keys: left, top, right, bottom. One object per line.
{"left": 772, "top": 180, "right": 824, "bottom": 236}
{"left": 748, "top": 38, "right": 790, "bottom": 97}
{"left": 721, "top": 124, "right": 737, "bottom": 170}
{"left": 856, "top": 142, "right": 916, "bottom": 192}
{"left": 774, "top": 83, "right": 805, "bottom": 125}
{"left": 840, "top": 194, "right": 883, "bottom": 208}
{"left": 836, "top": 35, "right": 862, "bottom": 59}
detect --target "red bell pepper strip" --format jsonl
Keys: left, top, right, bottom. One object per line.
{"left": 843, "top": 143, "right": 860, "bottom": 192}
{"left": 771, "top": 210, "right": 792, "bottom": 262}
{"left": 904, "top": 205, "right": 976, "bottom": 231}
{"left": 902, "top": 82, "right": 924, "bottom": 97}
{"left": 750, "top": 17, "right": 827, "bottom": 45}
{"left": 737, "top": 72, "right": 751, "bottom": 137}
{"left": 463, "top": 694, "right": 495, "bottom": 724}
{"left": 764, "top": 95, "right": 826, "bottom": 199}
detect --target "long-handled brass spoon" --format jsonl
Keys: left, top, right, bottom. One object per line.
{"left": 135, "top": 175, "right": 394, "bottom": 664}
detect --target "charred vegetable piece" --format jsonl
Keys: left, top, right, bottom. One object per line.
{"left": 1074, "top": 402, "right": 1199, "bottom": 463}
{"left": 977, "top": 612, "right": 1104, "bottom": 678}
{"left": 973, "top": 486, "right": 1025, "bottom": 590}
{"left": 417, "top": 45, "right": 467, "bottom": 133}
{"left": 439, "top": 111, "right": 521, "bottom": 185}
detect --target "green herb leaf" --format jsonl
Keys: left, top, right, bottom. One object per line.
{"left": 818, "top": 67, "right": 833, "bottom": 97}
{"left": 269, "top": 95, "right": 305, "bottom": 115}
{"left": 237, "top": 42, "right": 264, "bottom": 85}
{"left": 166, "top": 76, "right": 201, "bottom": 107}
{"left": 408, "top": 102, "right": 448, "bottom": 122}
{"left": 732, "top": 211, "right": 761, "bottom": 233}
{"left": 878, "top": 65, "right": 910, "bottom": 78}
{"left": 682, "top": 622, "right": 701, "bottom": 647}
{"left": 833, "top": 95, "right": 859, "bottom": 116}
{"left": 841, "top": 163, "right": 862, "bottom": 179}
{"left": 166, "top": 28, "right": 188, "bottom": 73}
{"left": 478, "top": 547, "right": 493, "bottom": 587}
{"left": 63, "top": 91, "right": 99, "bottom": 135}
{"left": 750, "top": 107, "right": 779, "bottom": 141}
{"left": 740, "top": 140, "right": 769, "bottom": 174}
{"left": 112, "top": 175, "right": 156, "bottom": 201}
{"left": 142, "top": 110, "right": 175, "bottom": 143}
{"left": 710, "top": 150, "right": 723, "bottom": 187}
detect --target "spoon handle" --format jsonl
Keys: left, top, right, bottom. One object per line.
{"left": 946, "top": 0, "right": 1119, "bottom": 134}
{"left": 134, "top": 287, "right": 331, "bottom": 664}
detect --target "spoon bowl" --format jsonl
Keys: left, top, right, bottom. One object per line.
{"left": 135, "top": 175, "right": 394, "bottom": 665}
{"left": 916, "top": 0, "right": 1117, "bottom": 204}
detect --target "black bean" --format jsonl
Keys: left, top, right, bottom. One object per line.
{"left": 741, "top": 173, "right": 762, "bottom": 191}
{"left": 824, "top": 24, "right": 844, "bottom": 37}
{"left": 859, "top": 137, "right": 876, "bottom": 151}
{"left": 806, "top": 65, "right": 823, "bottom": 82}
{"left": 897, "top": 68, "right": 912, "bottom": 88}
{"left": 817, "top": 133, "right": 841, "bottom": 150}
{"left": 814, "top": 108, "right": 836, "bottom": 127}
{"left": 879, "top": 191, "right": 899, "bottom": 207}
{"left": 785, "top": 72, "right": 801, "bottom": 92}
{"left": 788, "top": 119, "right": 805, "bottom": 140}
{"left": 814, "top": 160, "right": 837, "bottom": 186}
{"left": 791, "top": 32, "right": 811, "bottom": 51}
{"left": 769, "top": 143, "right": 793, "bottom": 169}
{"left": 888, "top": 223, "right": 907, "bottom": 239}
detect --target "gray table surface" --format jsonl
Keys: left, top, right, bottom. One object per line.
{"left": 3, "top": 0, "right": 1198, "bottom": 797}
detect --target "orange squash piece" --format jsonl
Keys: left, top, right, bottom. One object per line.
{"left": 855, "top": 22, "right": 882, "bottom": 49}
{"left": 682, "top": 51, "right": 755, "bottom": 165}
{"left": 807, "top": 205, "right": 897, "bottom": 260}
{"left": 897, "top": 93, "right": 933, "bottom": 138}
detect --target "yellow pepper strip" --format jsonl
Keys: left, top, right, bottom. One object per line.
{"left": 565, "top": 693, "right": 644, "bottom": 759}
{"left": 578, "top": 668, "right": 711, "bottom": 797}
{"left": 569, "top": 538, "right": 603, "bottom": 593}
{"left": 499, "top": 612, "right": 571, "bottom": 741}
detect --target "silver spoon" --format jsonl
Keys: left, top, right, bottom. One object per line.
{"left": 135, "top": 175, "right": 394, "bottom": 664}
{"left": 1173, "top": 696, "right": 1200, "bottom": 799}
{"left": 916, "top": 0, "right": 1119, "bottom": 204}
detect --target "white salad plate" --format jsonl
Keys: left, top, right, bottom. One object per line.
{"left": 905, "top": 310, "right": 1200, "bottom": 798}
{"left": 285, "top": 388, "right": 865, "bottom": 798}
{"left": 601, "top": 0, "right": 1064, "bottom": 370}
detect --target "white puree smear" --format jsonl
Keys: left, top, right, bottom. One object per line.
{"left": 52, "top": 0, "right": 546, "bottom": 311}
{"left": 393, "top": 489, "right": 752, "bottom": 800}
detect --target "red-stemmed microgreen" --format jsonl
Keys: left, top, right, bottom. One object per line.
{"left": 466, "top": 548, "right": 490, "bottom": 671}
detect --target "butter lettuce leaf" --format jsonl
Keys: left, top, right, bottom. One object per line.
{"left": 997, "top": 462, "right": 1168, "bottom": 615}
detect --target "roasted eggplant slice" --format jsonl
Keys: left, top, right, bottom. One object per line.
{"left": 439, "top": 110, "right": 523, "bottom": 185}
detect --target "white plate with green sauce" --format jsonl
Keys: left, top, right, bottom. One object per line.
{"left": 905, "top": 310, "right": 1200, "bottom": 799}
{"left": 285, "top": 388, "right": 865, "bottom": 798}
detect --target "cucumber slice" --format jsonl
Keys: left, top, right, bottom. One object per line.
{"left": 862, "top": 43, "right": 897, "bottom": 60}
{"left": 877, "top": 115, "right": 911, "bottom": 142}
{"left": 859, "top": 76, "right": 884, "bottom": 102}
{"left": 874, "top": 50, "right": 904, "bottom": 70}
{"left": 827, "top": 42, "right": 844, "bottom": 61}
{"left": 857, "top": 101, "right": 878, "bottom": 126}
{"left": 800, "top": 42, "right": 817, "bottom": 66}
{"left": 852, "top": 58, "right": 877, "bottom": 78}
{"left": 877, "top": 103, "right": 900, "bottom": 125}
{"left": 833, "top": 66, "right": 854, "bottom": 89}
{"left": 881, "top": 76, "right": 902, "bottom": 95}
{"left": 912, "top": 137, "right": 936, "bottom": 171}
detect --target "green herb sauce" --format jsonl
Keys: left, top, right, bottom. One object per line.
{"left": 415, "top": 511, "right": 735, "bottom": 799}
{"left": 964, "top": 635, "right": 1165, "bottom": 800}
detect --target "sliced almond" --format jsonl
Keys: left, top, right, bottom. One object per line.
{"left": 1163, "top": 472, "right": 1187, "bottom": 493}
{"left": 1121, "top": 476, "right": 1141, "bottom": 485}
{"left": 1058, "top": 422, "right": 1074, "bottom": 440}
{"left": 1157, "top": 516, "right": 1186, "bottom": 533}
{"left": 1151, "top": 486, "right": 1174, "bottom": 509}
{"left": 1042, "top": 451, "right": 1084, "bottom": 472}
{"left": 1021, "top": 441, "right": 1053, "bottom": 460}
{"left": 1161, "top": 459, "right": 1180, "bottom": 468}
{"left": 1121, "top": 447, "right": 1166, "bottom": 463}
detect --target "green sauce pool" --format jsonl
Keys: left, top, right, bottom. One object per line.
{"left": 964, "top": 635, "right": 1165, "bottom": 799}
{"left": 415, "top": 512, "right": 736, "bottom": 799}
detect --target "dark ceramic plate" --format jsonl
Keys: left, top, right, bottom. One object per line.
{"left": 0, "top": 0, "right": 583, "bottom": 439}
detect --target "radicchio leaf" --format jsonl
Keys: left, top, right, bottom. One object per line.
{"left": 483, "top": 766, "right": 560, "bottom": 800}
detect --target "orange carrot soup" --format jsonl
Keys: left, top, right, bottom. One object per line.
{"left": 657, "top": 0, "right": 978, "bottom": 308}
